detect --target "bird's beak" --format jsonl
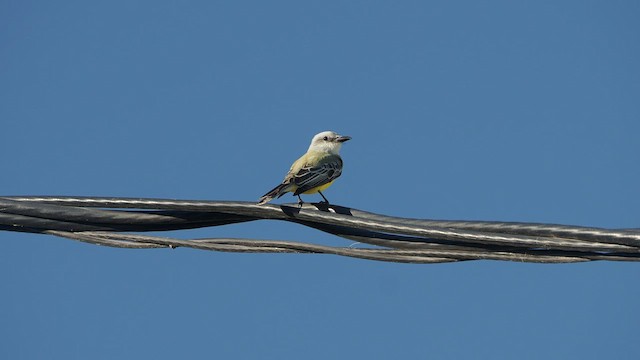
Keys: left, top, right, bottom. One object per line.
{"left": 336, "top": 135, "right": 351, "bottom": 143}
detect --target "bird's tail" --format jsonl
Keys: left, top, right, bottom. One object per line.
{"left": 258, "top": 183, "right": 290, "bottom": 205}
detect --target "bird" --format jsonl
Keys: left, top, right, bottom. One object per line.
{"left": 258, "top": 130, "right": 351, "bottom": 205}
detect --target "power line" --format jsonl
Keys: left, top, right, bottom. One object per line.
{"left": 1, "top": 196, "right": 639, "bottom": 264}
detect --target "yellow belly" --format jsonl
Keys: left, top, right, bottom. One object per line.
{"left": 300, "top": 180, "right": 334, "bottom": 194}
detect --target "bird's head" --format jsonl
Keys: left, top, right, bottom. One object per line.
{"left": 308, "top": 131, "right": 351, "bottom": 154}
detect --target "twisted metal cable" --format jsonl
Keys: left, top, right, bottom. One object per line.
{"left": 2, "top": 196, "right": 639, "bottom": 264}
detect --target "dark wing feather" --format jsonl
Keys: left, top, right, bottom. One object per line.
{"left": 293, "top": 155, "right": 343, "bottom": 195}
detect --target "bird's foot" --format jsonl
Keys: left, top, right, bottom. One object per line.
{"left": 318, "top": 191, "right": 330, "bottom": 205}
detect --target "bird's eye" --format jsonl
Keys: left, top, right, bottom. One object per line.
{"left": 323, "top": 136, "right": 328, "bottom": 141}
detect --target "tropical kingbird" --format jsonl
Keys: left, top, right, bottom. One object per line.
{"left": 258, "top": 130, "right": 351, "bottom": 205}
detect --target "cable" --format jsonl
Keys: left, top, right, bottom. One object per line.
{"left": 2, "top": 196, "right": 639, "bottom": 263}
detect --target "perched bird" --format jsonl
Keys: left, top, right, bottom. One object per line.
{"left": 258, "top": 130, "right": 351, "bottom": 205}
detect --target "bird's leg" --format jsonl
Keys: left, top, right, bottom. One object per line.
{"left": 318, "top": 191, "right": 329, "bottom": 204}
{"left": 297, "top": 194, "right": 304, "bottom": 206}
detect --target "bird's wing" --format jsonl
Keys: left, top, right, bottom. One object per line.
{"left": 292, "top": 154, "right": 343, "bottom": 195}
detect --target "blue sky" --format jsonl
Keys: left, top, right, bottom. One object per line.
{"left": 1, "top": 1, "right": 639, "bottom": 358}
